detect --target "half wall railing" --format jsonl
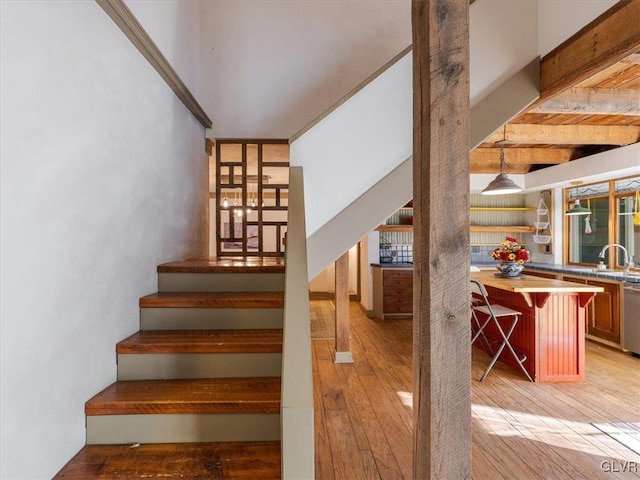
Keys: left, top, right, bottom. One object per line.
{"left": 281, "top": 166, "right": 314, "bottom": 479}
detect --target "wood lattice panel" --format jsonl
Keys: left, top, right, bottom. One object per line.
{"left": 214, "top": 139, "right": 289, "bottom": 257}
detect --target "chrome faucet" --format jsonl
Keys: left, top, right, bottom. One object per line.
{"left": 599, "top": 243, "right": 634, "bottom": 274}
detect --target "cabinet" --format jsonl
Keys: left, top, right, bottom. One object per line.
{"left": 372, "top": 267, "right": 412, "bottom": 319}
{"left": 528, "top": 270, "right": 621, "bottom": 345}
{"left": 586, "top": 280, "right": 620, "bottom": 344}
{"left": 523, "top": 269, "right": 558, "bottom": 280}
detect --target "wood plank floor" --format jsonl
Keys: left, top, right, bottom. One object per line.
{"left": 311, "top": 300, "right": 640, "bottom": 480}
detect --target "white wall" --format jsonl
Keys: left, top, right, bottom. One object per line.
{"left": 537, "top": 0, "right": 618, "bottom": 56}
{"left": 198, "top": 0, "right": 545, "bottom": 137}
{"left": 199, "top": 0, "right": 412, "bottom": 138}
{"left": 470, "top": 0, "right": 538, "bottom": 105}
{"left": 0, "top": 2, "right": 208, "bottom": 478}
{"left": 360, "top": 231, "right": 380, "bottom": 312}
{"left": 309, "top": 244, "right": 358, "bottom": 295}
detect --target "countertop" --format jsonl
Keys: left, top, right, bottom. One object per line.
{"left": 371, "top": 262, "right": 640, "bottom": 283}
{"left": 471, "top": 270, "right": 604, "bottom": 294}
{"left": 370, "top": 262, "right": 414, "bottom": 268}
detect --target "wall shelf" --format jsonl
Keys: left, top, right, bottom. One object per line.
{"left": 378, "top": 225, "right": 536, "bottom": 233}
{"left": 470, "top": 207, "right": 536, "bottom": 211}
{"left": 470, "top": 225, "right": 536, "bottom": 233}
{"left": 376, "top": 225, "right": 413, "bottom": 232}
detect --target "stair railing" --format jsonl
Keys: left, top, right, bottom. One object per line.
{"left": 281, "top": 166, "right": 314, "bottom": 479}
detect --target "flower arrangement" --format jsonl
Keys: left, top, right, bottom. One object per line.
{"left": 491, "top": 236, "right": 530, "bottom": 264}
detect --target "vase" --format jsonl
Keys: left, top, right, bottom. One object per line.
{"left": 496, "top": 261, "right": 524, "bottom": 277}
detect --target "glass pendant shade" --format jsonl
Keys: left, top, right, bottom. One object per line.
{"left": 565, "top": 200, "right": 591, "bottom": 216}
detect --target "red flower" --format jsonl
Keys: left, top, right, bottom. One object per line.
{"left": 489, "top": 237, "right": 530, "bottom": 264}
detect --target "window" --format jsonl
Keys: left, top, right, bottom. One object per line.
{"left": 565, "top": 176, "right": 639, "bottom": 269}
{"left": 615, "top": 177, "right": 640, "bottom": 268}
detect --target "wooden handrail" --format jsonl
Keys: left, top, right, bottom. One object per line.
{"left": 95, "top": 0, "right": 212, "bottom": 129}
{"left": 281, "top": 166, "right": 314, "bottom": 479}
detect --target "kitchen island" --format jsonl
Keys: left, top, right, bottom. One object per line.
{"left": 471, "top": 271, "right": 603, "bottom": 382}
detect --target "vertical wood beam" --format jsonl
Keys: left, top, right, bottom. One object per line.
{"left": 334, "top": 252, "right": 353, "bottom": 363}
{"left": 412, "top": 1, "right": 471, "bottom": 478}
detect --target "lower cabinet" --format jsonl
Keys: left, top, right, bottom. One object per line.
{"left": 372, "top": 267, "right": 413, "bottom": 319}
{"left": 585, "top": 280, "right": 620, "bottom": 344}
{"left": 523, "top": 269, "right": 558, "bottom": 280}
{"left": 526, "top": 270, "right": 621, "bottom": 345}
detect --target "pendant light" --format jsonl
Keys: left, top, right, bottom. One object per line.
{"left": 565, "top": 199, "right": 591, "bottom": 216}
{"left": 481, "top": 127, "right": 522, "bottom": 195}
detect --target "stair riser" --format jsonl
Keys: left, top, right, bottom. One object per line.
{"left": 158, "top": 273, "right": 285, "bottom": 292}
{"left": 86, "top": 413, "right": 280, "bottom": 444}
{"left": 140, "top": 308, "right": 284, "bottom": 330}
{"left": 117, "top": 353, "right": 282, "bottom": 380}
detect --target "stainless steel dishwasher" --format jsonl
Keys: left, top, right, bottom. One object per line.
{"left": 624, "top": 282, "right": 640, "bottom": 358}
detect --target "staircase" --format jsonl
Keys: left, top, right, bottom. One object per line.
{"left": 54, "top": 257, "right": 286, "bottom": 479}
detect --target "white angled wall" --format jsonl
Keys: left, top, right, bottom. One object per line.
{"left": 0, "top": 2, "right": 208, "bottom": 478}
{"left": 470, "top": 0, "right": 538, "bottom": 105}
{"left": 290, "top": 51, "right": 413, "bottom": 238}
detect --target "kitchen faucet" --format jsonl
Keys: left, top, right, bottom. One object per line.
{"left": 598, "top": 243, "right": 634, "bottom": 274}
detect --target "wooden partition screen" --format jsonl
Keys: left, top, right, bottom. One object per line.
{"left": 214, "top": 139, "right": 290, "bottom": 257}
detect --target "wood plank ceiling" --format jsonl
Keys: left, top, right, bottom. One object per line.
{"left": 471, "top": 1, "right": 640, "bottom": 174}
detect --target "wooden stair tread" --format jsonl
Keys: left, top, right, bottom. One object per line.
{"left": 140, "top": 291, "right": 285, "bottom": 308}
{"left": 53, "top": 441, "right": 281, "bottom": 479}
{"left": 117, "top": 329, "right": 283, "bottom": 354}
{"left": 158, "top": 256, "right": 286, "bottom": 274}
{"left": 86, "top": 377, "right": 281, "bottom": 415}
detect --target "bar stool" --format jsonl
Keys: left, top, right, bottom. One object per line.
{"left": 470, "top": 279, "right": 533, "bottom": 382}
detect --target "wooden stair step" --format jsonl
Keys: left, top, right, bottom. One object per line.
{"left": 158, "top": 256, "right": 285, "bottom": 274}
{"left": 140, "top": 291, "right": 285, "bottom": 308}
{"left": 53, "top": 441, "right": 281, "bottom": 479}
{"left": 117, "top": 329, "right": 283, "bottom": 354}
{"left": 86, "top": 377, "right": 281, "bottom": 415}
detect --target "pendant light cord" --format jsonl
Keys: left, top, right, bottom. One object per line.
{"left": 499, "top": 125, "right": 507, "bottom": 175}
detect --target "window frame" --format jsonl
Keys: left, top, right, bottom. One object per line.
{"left": 563, "top": 174, "right": 640, "bottom": 271}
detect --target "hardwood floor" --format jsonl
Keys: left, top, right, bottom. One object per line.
{"left": 311, "top": 300, "right": 640, "bottom": 479}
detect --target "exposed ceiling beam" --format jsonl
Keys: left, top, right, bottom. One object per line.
{"left": 470, "top": 147, "right": 574, "bottom": 173}
{"left": 539, "top": 0, "right": 640, "bottom": 101}
{"left": 531, "top": 87, "right": 640, "bottom": 115}
{"left": 484, "top": 124, "right": 640, "bottom": 146}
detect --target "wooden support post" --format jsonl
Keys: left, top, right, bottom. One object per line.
{"left": 334, "top": 251, "right": 353, "bottom": 363}
{"left": 412, "top": 1, "right": 471, "bottom": 478}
